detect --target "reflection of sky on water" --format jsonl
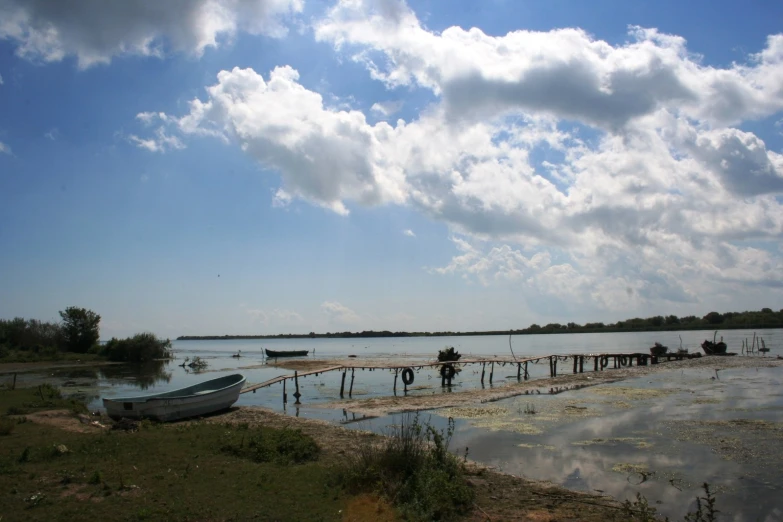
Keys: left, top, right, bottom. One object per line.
{"left": 5, "top": 333, "right": 783, "bottom": 520}
{"left": 399, "top": 368, "right": 783, "bottom": 522}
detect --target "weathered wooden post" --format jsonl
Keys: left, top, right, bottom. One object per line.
{"left": 393, "top": 369, "right": 398, "bottom": 394}
{"left": 517, "top": 363, "right": 521, "bottom": 380}
{"left": 549, "top": 356, "right": 553, "bottom": 377}
{"left": 480, "top": 362, "right": 486, "bottom": 385}
{"left": 579, "top": 356, "right": 584, "bottom": 373}
{"left": 340, "top": 370, "right": 347, "bottom": 398}
{"left": 293, "top": 371, "right": 301, "bottom": 405}
{"left": 349, "top": 368, "right": 355, "bottom": 397}
{"left": 524, "top": 361, "right": 529, "bottom": 380}
{"left": 283, "top": 379, "right": 287, "bottom": 405}
{"left": 489, "top": 362, "right": 494, "bottom": 384}
{"left": 594, "top": 356, "right": 599, "bottom": 371}
{"left": 554, "top": 356, "right": 557, "bottom": 376}
{"left": 573, "top": 356, "right": 578, "bottom": 374}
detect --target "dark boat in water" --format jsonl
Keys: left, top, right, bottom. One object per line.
{"left": 649, "top": 342, "right": 668, "bottom": 356}
{"left": 265, "top": 349, "right": 309, "bottom": 358}
{"left": 701, "top": 340, "right": 728, "bottom": 355}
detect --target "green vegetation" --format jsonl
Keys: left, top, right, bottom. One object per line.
{"left": 59, "top": 307, "right": 101, "bottom": 354}
{"left": 1, "top": 308, "right": 173, "bottom": 364}
{"left": 0, "top": 387, "right": 346, "bottom": 522}
{"left": 98, "top": 333, "right": 172, "bottom": 362}
{"left": 340, "top": 413, "right": 474, "bottom": 521}
{"left": 179, "top": 307, "right": 783, "bottom": 340}
{"left": 218, "top": 423, "right": 320, "bottom": 465}
{"left": 3, "top": 383, "right": 87, "bottom": 416}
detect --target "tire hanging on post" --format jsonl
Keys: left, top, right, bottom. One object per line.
{"left": 440, "top": 364, "right": 456, "bottom": 379}
{"left": 402, "top": 367, "right": 415, "bottom": 386}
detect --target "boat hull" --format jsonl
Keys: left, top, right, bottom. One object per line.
{"left": 102, "top": 374, "right": 245, "bottom": 422}
{"left": 265, "top": 349, "right": 309, "bottom": 358}
{"left": 701, "top": 341, "right": 728, "bottom": 355}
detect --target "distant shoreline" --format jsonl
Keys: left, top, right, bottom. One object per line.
{"left": 177, "top": 323, "right": 783, "bottom": 341}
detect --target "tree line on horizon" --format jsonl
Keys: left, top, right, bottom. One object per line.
{"left": 177, "top": 307, "right": 783, "bottom": 340}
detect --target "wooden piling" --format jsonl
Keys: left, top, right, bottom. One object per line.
{"left": 294, "top": 371, "right": 301, "bottom": 405}
{"left": 283, "top": 379, "right": 287, "bottom": 405}
{"left": 524, "top": 361, "right": 529, "bottom": 380}
{"left": 579, "top": 356, "right": 584, "bottom": 373}
{"left": 594, "top": 356, "right": 599, "bottom": 371}
{"left": 393, "top": 369, "right": 398, "bottom": 394}
{"left": 553, "top": 356, "right": 557, "bottom": 377}
{"left": 572, "top": 356, "right": 578, "bottom": 374}
{"left": 517, "top": 363, "right": 521, "bottom": 380}
{"left": 349, "top": 368, "right": 355, "bottom": 397}
{"left": 481, "top": 363, "right": 486, "bottom": 385}
{"left": 340, "top": 370, "right": 347, "bottom": 398}
{"left": 489, "top": 362, "right": 494, "bottom": 384}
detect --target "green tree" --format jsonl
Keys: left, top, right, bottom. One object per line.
{"left": 59, "top": 306, "right": 101, "bottom": 353}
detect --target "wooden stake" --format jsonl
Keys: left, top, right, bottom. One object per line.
{"left": 489, "top": 362, "right": 494, "bottom": 384}
{"left": 294, "top": 371, "right": 301, "bottom": 405}
{"left": 393, "top": 369, "right": 398, "bottom": 394}
{"left": 349, "top": 368, "right": 355, "bottom": 397}
{"left": 480, "top": 363, "right": 486, "bottom": 385}
{"left": 340, "top": 370, "right": 346, "bottom": 398}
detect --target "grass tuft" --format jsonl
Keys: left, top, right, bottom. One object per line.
{"left": 339, "top": 413, "right": 474, "bottom": 521}
{"left": 219, "top": 424, "right": 320, "bottom": 465}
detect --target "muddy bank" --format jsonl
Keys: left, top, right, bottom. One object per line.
{"left": 211, "top": 405, "right": 632, "bottom": 521}
{"left": 0, "top": 360, "right": 122, "bottom": 375}
{"left": 318, "top": 356, "right": 783, "bottom": 416}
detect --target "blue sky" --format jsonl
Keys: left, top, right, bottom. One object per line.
{"left": 1, "top": 0, "right": 782, "bottom": 338}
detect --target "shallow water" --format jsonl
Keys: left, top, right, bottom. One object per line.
{"left": 4, "top": 331, "right": 783, "bottom": 520}
{"left": 346, "top": 367, "right": 783, "bottom": 521}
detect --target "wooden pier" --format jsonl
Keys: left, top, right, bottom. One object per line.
{"left": 239, "top": 351, "right": 702, "bottom": 405}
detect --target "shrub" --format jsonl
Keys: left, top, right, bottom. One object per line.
{"left": 340, "top": 413, "right": 474, "bottom": 521}
{"left": 101, "top": 333, "right": 172, "bottom": 362}
{"left": 437, "top": 346, "right": 461, "bottom": 362}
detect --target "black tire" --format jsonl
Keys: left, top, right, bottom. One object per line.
{"left": 402, "top": 368, "right": 414, "bottom": 385}
{"left": 619, "top": 355, "right": 628, "bottom": 366}
{"left": 600, "top": 355, "right": 609, "bottom": 368}
{"left": 440, "top": 364, "right": 456, "bottom": 379}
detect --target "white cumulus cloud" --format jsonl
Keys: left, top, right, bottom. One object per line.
{"left": 321, "top": 301, "right": 360, "bottom": 323}
{"left": 0, "top": 0, "right": 303, "bottom": 68}
{"left": 0, "top": 141, "right": 11, "bottom": 155}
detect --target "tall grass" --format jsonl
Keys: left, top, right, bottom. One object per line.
{"left": 340, "top": 413, "right": 474, "bottom": 521}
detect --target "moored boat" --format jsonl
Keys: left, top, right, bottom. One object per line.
{"left": 265, "top": 349, "right": 309, "bottom": 358}
{"left": 701, "top": 340, "right": 728, "bottom": 355}
{"left": 102, "top": 374, "right": 245, "bottom": 422}
{"left": 649, "top": 342, "right": 668, "bottom": 356}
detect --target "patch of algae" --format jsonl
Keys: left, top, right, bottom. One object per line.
{"left": 440, "top": 406, "right": 508, "bottom": 419}
{"left": 572, "top": 438, "right": 653, "bottom": 449}
{"left": 518, "top": 443, "right": 555, "bottom": 450}
{"left": 611, "top": 463, "right": 649, "bottom": 474}
{"left": 589, "top": 386, "right": 678, "bottom": 400}
{"left": 471, "top": 418, "right": 544, "bottom": 435}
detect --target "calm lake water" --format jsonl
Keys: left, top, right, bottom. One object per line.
{"left": 7, "top": 328, "right": 782, "bottom": 520}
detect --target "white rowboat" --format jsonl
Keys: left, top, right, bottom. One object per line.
{"left": 102, "top": 374, "right": 245, "bottom": 422}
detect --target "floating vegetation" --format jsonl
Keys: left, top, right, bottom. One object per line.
{"left": 589, "top": 386, "right": 679, "bottom": 400}
{"left": 665, "top": 418, "right": 783, "bottom": 464}
{"left": 517, "top": 443, "right": 555, "bottom": 450}
{"left": 572, "top": 438, "right": 652, "bottom": 449}
{"left": 440, "top": 406, "right": 507, "bottom": 419}
{"left": 690, "top": 397, "right": 723, "bottom": 405}
{"left": 471, "top": 419, "right": 543, "bottom": 435}
{"left": 611, "top": 463, "right": 649, "bottom": 474}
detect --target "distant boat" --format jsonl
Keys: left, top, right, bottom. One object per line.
{"left": 701, "top": 340, "right": 728, "bottom": 355}
{"left": 102, "top": 374, "right": 245, "bottom": 422}
{"left": 265, "top": 349, "right": 309, "bottom": 358}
